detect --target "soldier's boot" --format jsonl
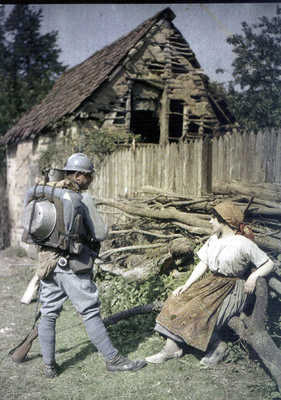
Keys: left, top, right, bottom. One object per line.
{"left": 106, "top": 354, "right": 146, "bottom": 372}
{"left": 43, "top": 362, "right": 59, "bottom": 378}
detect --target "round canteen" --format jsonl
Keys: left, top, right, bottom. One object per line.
{"left": 23, "top": 199, "right": 57, "bottom": 241}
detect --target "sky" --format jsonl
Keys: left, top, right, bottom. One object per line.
{"left": 5, "top": 3, "right": 281, "bottom": 84}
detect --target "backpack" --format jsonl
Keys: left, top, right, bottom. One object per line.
{"left": 22, "top": 183, "right": 84, "bottom": 255}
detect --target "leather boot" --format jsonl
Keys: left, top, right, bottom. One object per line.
{"left": 106, "top": 354, "right": 146, "bottom": 372}
{"left": 43, "top": 362, "right": 59, "bottom": 378}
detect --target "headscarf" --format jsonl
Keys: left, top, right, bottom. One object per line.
{"left": 213, "top": 201, "right": 254, "bottom": 241}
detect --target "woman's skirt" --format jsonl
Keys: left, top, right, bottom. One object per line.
{"left": 156, "top": 274, "right": 248, "bottom": 352}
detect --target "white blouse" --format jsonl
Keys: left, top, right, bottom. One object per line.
{"left": 197, "top": 234, "right": 269, "bottom": 277}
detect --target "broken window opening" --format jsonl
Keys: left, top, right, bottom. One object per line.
{"left": 171, "top": 63, "right": 188, "bottom": 74}
{"left": 130, "top": 110, "right": 160, "bottom": 143}
{"left": 169, "top": 100, "right": 183, "bottom": 142}
{"left": 147, "top": 64, "right": 165, "bottom": 75}
{"left": 113, "top": 111, "right": 125, "bottom": 124}
{"left": 188, "top": 121, "right": 199, "bottom": 134}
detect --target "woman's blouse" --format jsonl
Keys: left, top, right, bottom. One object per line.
{"left": 197, "top": 234, "right": 269, "bottom": 277}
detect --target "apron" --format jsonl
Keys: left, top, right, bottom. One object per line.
{"left": 156, "top": 273, "right": 238, "bottom": 352}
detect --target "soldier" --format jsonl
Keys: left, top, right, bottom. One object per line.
{"left": 23, "top": 153, "right": 146, "bottom": 378}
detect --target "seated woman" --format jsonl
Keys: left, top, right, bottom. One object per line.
{"left": 146, "top": 201, "right": 274, "bottom": 365}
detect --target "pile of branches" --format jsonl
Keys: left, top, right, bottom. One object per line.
{"left": 95, "top": 185, "right": 281, "bottom": 390}
{"left": 97, "top": 185, "right": 281, "bottom": 289}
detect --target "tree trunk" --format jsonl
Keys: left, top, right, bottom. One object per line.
{"left": 227, "top": 278, "right": 281, "bottom": 392}
{"left": 213, "top": 181, "right": 281, "bottom": 203}
{"left": 98, "top": 198, "right": 211, "bottom": 230}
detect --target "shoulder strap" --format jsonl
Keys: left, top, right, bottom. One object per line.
{"left": 27, "top": 183, "right": 39, "bottom": 235}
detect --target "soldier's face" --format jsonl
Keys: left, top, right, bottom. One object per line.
{"left": 75, "top": 172, "right": 93, "bottom": 190}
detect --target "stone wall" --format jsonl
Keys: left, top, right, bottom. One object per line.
{"left": 6, "top": 135, "right": 53, "bottom": 257}
{"left": 0, "top": 165, "right": 9, "bottom": 249}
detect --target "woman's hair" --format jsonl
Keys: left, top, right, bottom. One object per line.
{"left": 210, "top": 208, "right": 230, "bottom": 226}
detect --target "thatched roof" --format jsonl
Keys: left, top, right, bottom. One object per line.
{"left": 3, "top": 8, "right": 175, "bottom": 146}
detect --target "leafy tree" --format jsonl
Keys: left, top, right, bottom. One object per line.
{"left": 0, "top": 6, "right": 10, "bottom": 136}
{"left": 0, "top": 4, "right": 66, "bottom": 136}
{"left": 225, "top": 6, "right": 281, "bottom": 132}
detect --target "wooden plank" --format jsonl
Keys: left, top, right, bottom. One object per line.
{"left": 217, "top": 136, "right": 223, "bottom": 184}
{"left": 256, "top": 131, "right": 266, "bottom": 183}
{"left": 275, "top": 130, "right": 281, "bottom": 184}
{"left": 211, "top": 137, "right": 218, "bottom": 186}
{"left": 271, "top": 132, "right": 276, "bottom": 184}
{"left": 225, "top": 133, "right": 231, "bottom": 183}
{"left": 135, "top": 146, "right": 141, "bottom": 192}
{"left": 247, "top": 131, "right": 255, "bottom": 182}
{"left": 191, "top": 140, "right": 196, "bottom": 196}
{"left": 163, "top": 143, "right": 169, "bottom": 191}
{"left": 228, "top": 132, "right": 234, "bottom": 181}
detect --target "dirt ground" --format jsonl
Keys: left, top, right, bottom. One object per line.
{"left": 0, "top": 247, "right": 280, "bottom": 400}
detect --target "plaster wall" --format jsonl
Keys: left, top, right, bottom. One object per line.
{"left": 6, "top": 135, "right": 53, "bottom": 256}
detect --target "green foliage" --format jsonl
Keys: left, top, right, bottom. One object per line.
{"left": 0, "top": 5, "right": 66, "bottom": 137}
{"left": 224, "top": 6, "right": 281, "bottom": 131}
{"left": 96, "top": 269, "right": 193, "bottom": 351}
{"left": 39, "top": 120, "right": 140, "bottom": 172}
{"left": 97, "top": 269, "right": 192, "bottom": 318}
{"left": 225, "top": 340, "right": 247, "bottom": 364}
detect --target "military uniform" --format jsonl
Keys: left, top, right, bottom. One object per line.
{"left": 23, "top": 153, "right": 146, "bottom": 377}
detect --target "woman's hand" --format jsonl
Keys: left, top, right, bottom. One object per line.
{"left": 244, "top": 274, "right": 257, "bottom": 293}
{"left": 244, "top": 259, "right": 274, "bottom": 294}
{"left": 173, "top": 285, "right": 188, "bottom": 296}
{"left": 172, "top": 261, "right": 208, "bottom": 297}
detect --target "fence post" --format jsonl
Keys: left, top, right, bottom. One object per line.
{"left": 197, "top": 137, "right": 212, "bottom": 196}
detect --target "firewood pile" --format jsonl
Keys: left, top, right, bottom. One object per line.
{"left": 97, "top": 185, "right": 281, "bottom": 292}
{"left": 96, "top": 185, "right": 281, "bottom": 391}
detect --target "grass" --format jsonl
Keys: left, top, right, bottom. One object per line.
{"left": 0, "top": 253, "right": 280, "bottom": 400}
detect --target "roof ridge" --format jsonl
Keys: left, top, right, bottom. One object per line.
{"left": 55, "top": 7, "right": 175, "bottom": 83}
{"left": 3, "top": 7, "right": 176, "bottom": 145}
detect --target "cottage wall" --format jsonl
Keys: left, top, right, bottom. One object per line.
{"left": 6, "top": 135, "right": 53, "bottom": 255}
{"left": 0, "top": 166, "right": 9, "bottom": 249}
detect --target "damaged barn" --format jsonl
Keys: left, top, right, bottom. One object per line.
{"left": 75, "top": 8, "right": 234, "bottom": 143}
{"left": 2, "top": 7, "right": 234, "bottom": 248}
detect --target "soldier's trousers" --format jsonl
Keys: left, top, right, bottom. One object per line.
{"left": 38, "top": 271, "right": 118, "bottom": 365}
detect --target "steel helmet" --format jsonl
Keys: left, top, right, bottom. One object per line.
{"left": 63, "top": 153, "right": 94, "bottom": 173}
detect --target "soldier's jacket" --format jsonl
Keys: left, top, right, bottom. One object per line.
{"left": 23, "top": 179, "right": 108, "bottom": 275}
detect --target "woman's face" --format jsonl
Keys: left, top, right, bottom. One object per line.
{"left": 209, "top": 216, "right": 223, "bottom": 235}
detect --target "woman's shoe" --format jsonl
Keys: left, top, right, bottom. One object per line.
{"left": 200, "top": 341, "right": 228, "bottom": 367}
{"left": 145, "top": 349, "right": 183, "bottom": 364}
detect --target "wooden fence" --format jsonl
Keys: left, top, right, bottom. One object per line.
{"left": 92, "top": 129, "right": 281, "bottom": 207}
{"left": 92, "top": 139, "right": 211, "bottom": 200}
{"left": 212, "top": 129, "right": 281, "bottom": 186}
